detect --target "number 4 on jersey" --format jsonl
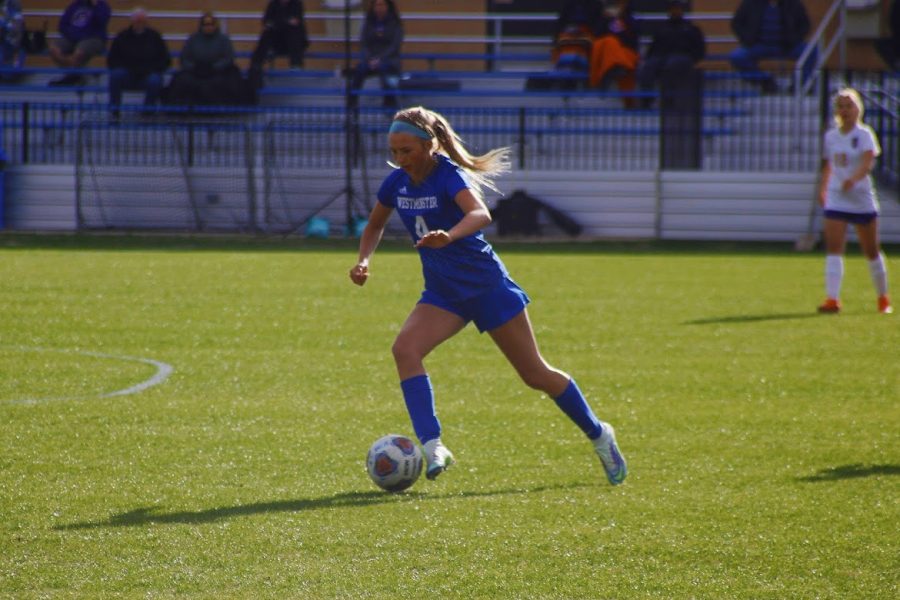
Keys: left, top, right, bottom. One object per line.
{"left": 415, "top": 216, "right": 429, "bottom": 240}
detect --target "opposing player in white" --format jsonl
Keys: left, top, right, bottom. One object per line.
{"left": 817, "top": 87, "right": 892, "bottom": 314}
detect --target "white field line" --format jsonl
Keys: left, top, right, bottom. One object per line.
{"left": 1, "top": 347, "right": 174, "bottom": 405}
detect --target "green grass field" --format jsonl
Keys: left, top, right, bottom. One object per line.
{"left": 1, "top": 234, "right": 897, "bottom": 599}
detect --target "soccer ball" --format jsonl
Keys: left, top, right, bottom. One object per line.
{"left": 366, "top": 434, "right": 423, "bottom": 493}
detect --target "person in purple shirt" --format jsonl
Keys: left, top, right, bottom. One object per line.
{"left": 48, "top": 0, "right": 110, "bottom": 86}
{"left": 349, "top": 105, "right": 627, "bottom": 486}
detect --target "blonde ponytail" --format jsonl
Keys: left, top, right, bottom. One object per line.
{"left": 392, "top": 106, "right": 511, "bottom": 198}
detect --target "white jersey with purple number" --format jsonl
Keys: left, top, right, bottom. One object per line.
{"left": 823, "top": 123, "right": 881, "bottom": 214}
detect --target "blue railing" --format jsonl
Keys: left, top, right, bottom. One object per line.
{"left": 859, "top": 83, "right": 899, "bottom": 187}
{"left": 2, "top": 67, "right": 897, "bottom": 176}
{"left": 0, "top": 97, "right": 767, "bottom": 173}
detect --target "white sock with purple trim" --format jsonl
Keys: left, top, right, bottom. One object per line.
{"left": 825, "top": 254, "right": 844, "bottom": 300}
{"left": 868, "top": 253, "right": 888, "bottom": 297}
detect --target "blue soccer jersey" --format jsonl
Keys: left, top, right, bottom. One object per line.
{"left": 377, "top": 155, "right": 510, "bottom": 301}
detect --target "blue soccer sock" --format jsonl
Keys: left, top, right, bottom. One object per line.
{"left": 553, "top": 378, "right": 603, "bottom": 440}
{"left": 400, "top": 374, "right": 441, "bottom": 445}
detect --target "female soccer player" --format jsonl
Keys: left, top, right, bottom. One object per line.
{"left": 817, "top": 88, "right": 892, "bottom": 314}
{"left": 348, "top": 106, "right": 627, "bottom": 485}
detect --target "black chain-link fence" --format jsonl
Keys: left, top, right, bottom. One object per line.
{"left": 1, "top": 69, "right": 896, "bottom": 181}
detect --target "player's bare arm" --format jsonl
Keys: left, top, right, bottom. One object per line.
{"left": 351, "top": 202, "right": 393, "bottom": 285}
{"left": 819, "top": 159, "right": 831, "bottom": 205}
{"left": 415, "top": 189, "right": 492, "bottom": 249}
{"left": 841, "top": 150, "right": 875, "bottom": 192}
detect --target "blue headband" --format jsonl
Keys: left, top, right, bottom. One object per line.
{"left": 388, "top": 120, "right": 432, "bottom": 140}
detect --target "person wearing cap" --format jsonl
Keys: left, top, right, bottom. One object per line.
{"left": 637, "top": 0, "right": 705, "bottom": 109}
{"left": 107, "top": 8, "right": 171, "bottom": 116}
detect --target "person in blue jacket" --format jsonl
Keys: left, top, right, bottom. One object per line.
{"left": 48, "top": 0, "right": 110, "bottom": 86}
{"left": 349, "top": 105, "right": 627, "bottom": 486}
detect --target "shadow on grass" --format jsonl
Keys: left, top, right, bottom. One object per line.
{"left": 798, "top": 464, "right": 900, "bottom": 482}
{"left": 684, "top": 312, "right": 823, "bottom": 325}
{"left": 55, "top": 481, "right": 591, "bottom": 530}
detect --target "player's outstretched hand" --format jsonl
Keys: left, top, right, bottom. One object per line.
{"left": 415, "top": 230, "right": 452, "bottom": 249}
{"left": 350, "top": 262, "right": 369, "bottom": 286}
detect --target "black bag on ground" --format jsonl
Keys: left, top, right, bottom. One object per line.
{"left": 492, "top": 189, "right": 582, "bottom": 237}
{"left": 492, "top": 190, "right": 542, "bottom": 236}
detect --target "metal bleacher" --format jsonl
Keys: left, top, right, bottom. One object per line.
{"left": 2, "top": 2, "right": 896, "bottom": 180}
{"left": 3, "top": 2, "right": 898, "bottom": 240}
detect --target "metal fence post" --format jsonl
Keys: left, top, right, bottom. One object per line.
{"left": 518, "top": 107, "right": 525, "bottom": 170}
{"left": 244, "top": 123, "right": 257, "bottom": 233}
{"left": 187, "top": 122, "right": 194, "bottom": 167}
{"left": 21, "top": 103, "right": 29, "bottom": 164}
{"left": 75, "top": 121, "right": 83, "bottom": 229}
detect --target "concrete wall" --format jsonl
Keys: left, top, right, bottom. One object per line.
{"left": 5, "top": 164, "right": 899, "bottom": 243}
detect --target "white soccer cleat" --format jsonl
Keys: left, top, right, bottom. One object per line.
{"left": 423, "top": 439, "right": 455, "bottom": 481}
{"left": 593, "top": 422, "right": 627, "bottom": 485}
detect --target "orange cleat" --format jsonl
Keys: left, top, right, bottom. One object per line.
{"left": 817, "top": 298, "right": 842, "bottom": 314}
{"left": 878, "top": 295, "right": 893, "bottom": 314}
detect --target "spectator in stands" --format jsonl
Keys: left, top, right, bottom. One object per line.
{"left": 107, "top": 8, "right": 171, "bottom": 117}
{"left": 48, "top": 0, "right": 111, "bottom": 86}
{"left": 816, "top": 88, "right": 892, "bottom": 315}
{"left": 874, "top": 0, "right": 899, "bottom": 70}
{"left": 350, "top": 0, "right": 403, "bottom": 110}
{"left": 588, "top": 0, "right": 640, "bottom": 108}
{"left": 555, "top": 0, "right": 605, "bottom": 38}
{"left": 637, "top": 0, "right": 706, "bottom": 109}
{"left": 551, "top": 0, "right": 605, "bottom": 75}
{"left": 247, "top": 0, "right": 309, "bottom": 89}
{"left": 728, "top": 0, "right": 815, "bottom": 94}
{"left": 165, "top": 12, "right": 253, "bottom": 107}
{"left": 0, "top": 0, "right": 24, "bottom": 78}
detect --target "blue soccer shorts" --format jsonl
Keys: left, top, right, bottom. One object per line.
{"left": 418, "top": 277, "right": 530, "bottom": 333}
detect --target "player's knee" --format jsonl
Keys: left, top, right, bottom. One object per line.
{"left": 518, "top": 368, "right": 551, "bottom": 392}
{"left": 391, "top": 338, "right": 423, "bottom": 367}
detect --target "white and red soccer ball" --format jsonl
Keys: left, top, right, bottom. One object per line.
{"left": 366, "top": 434, "right": 423, "bottom": 492}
